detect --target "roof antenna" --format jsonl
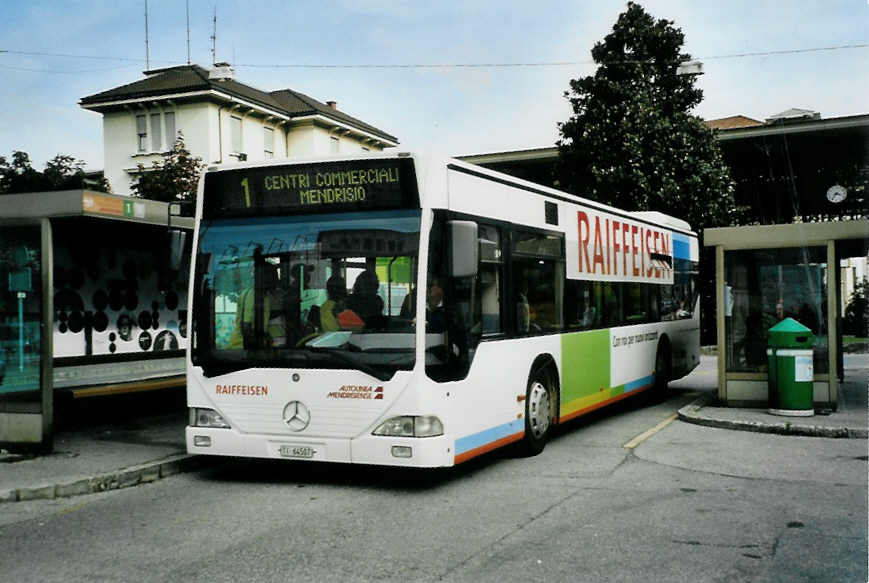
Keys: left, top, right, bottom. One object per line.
{"left": 210, "top": 5, "right": 217, "bottom": 65}
{"left": 144, "top": 0, "right": 150, "bottom": 70}
{"left": 186, "top": 0, "right": 191, "bottom": 64}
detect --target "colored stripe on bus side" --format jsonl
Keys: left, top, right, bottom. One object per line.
{"left": 560, "top": 378, "right": 654, "bottom": 423}
{"left": 673, "top": 232, "right": 691, "bottom": 260}
{"left": 625, "top": 375, "right": 654, "bottom": 392}
{"left": 454, "top": 419, "right": 525, "bottom": 464}
{"left": 452, "top": 372, "right": 654, "bottom": 464}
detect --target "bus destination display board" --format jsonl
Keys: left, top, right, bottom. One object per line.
{"left": 203, "top": 158, "right": 419, "bottom": 218}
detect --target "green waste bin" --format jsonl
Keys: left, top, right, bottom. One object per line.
{"left": 767, "top": 318, "right": 815, "bottom": 417}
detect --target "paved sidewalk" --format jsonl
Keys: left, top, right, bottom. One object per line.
{"left": 0, "top": 409, "right": 205, "bottom": 503}
{"left": 1, "top": 355, "right": 866, "bottom": 504}
{"left": 678, "top": 354, "right": 869, "bottom": 439}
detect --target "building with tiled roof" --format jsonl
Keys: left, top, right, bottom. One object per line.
{"left": 704, "top": 115, "right": 763, "bottom": 130}
{"left": 80, "top": 64, "right": 398, "bottom": 194}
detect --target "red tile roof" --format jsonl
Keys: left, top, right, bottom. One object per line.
{"left": 704, "top": 115, "right": 764, "bottom": 130}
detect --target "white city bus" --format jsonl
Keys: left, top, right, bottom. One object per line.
{"left": 186, "top": 153, "right": 699, "bottom": 467}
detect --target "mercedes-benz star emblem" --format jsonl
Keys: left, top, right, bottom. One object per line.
{"left": 282, "top": 401, "right": 311, "bottom": 432}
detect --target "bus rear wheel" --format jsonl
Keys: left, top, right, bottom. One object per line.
{"left": 652, "top": 340, "right": 671, "bottom": 398}
{"left": 519, "top": 370, "right": 555, "bottom": 456}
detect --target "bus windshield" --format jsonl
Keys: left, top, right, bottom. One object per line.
{"left": 192, "top": 209, "right": 421, "bottom": 380}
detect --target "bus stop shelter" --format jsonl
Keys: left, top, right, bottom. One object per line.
{"left": 705, "top": 220, "right": 868, "bottom": 408}
{"left": 0, "top": 190, "right": 193, "bottom": 452}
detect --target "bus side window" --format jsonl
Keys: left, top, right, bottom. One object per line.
{"left": 511, "top": 230, "right": 564, "bottom": 335}
{"left": 477, "top": 225, "right": 503, "bottom": 335}
{"left": 603, "top": 283, "right": 621, "bottom": 327}
{"left": 661, "top": 258, "right": 697, "bottom": 320}
{"left": 647, "top": 284, "right": 661, "bottom": 322}
{"left": 565, "top": 280, "right": 603, "bottom": 330}
{"left": 624, "top": 283, "right": 646, "bottom": 323}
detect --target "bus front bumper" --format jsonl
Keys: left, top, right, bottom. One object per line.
{"left": 186, "top": 426, "right": 454, "bottom": 468}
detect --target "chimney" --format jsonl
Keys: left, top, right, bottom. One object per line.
{"left": 209, "top": 62, "right": 235, "bottom": 81}
{"left": 326, "top": 101, "right": 337, "bottom": 110}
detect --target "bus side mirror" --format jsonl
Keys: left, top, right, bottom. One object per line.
{"left": 448, "top": 220, "right": 478, "bottom": 278}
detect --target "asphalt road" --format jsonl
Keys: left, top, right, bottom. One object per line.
{"left": 1, "top": 384, "right": 866, "bottom": 583}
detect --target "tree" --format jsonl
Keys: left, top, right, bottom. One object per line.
{"left": 0, "top": 151, "right": 109, "bottom": 194}
{"left": 843, "top": 279, "right": 868, "bottom": 337}
{"left": 556, "top": 2, "right": 737, "bottom": 233}
{"left": 131, "top": 132, "right": 204, "bottom": 203}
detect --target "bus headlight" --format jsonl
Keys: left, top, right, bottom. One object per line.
{"left": 372, "top": 416, "right": 443, "bottom": 438}
{"left": 190, "top": 408, "right": 231, "bottom": 428}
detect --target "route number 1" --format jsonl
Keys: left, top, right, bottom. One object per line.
{"left": 241, "top": 178, "right": 251, "bottom": 208}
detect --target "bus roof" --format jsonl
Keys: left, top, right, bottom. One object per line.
{"left": 442, "top": 156, "right": 697, "bottom": 237}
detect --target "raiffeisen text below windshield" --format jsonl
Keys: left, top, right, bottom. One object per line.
{"left": 202, "top": 158, "right": 419, "bottom": 219}
{"left": 192, "top": 209, "right": 422, "bottom": 380}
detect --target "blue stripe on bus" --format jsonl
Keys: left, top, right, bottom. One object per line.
{"left": 673, "top": 233, "right": 691, "bottom": 260}
{"left": 455, "top": 419, "right": 525, "bottom": 455}
{"left": 624, "top": 375, "right": 654, "bottom": 393}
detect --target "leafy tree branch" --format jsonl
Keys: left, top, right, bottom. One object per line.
{"left": 131, "top": 132, "right": 204, "bottom": 203}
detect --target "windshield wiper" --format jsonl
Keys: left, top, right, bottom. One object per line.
{"left": 198, "top": 349, "right": 315, "bottom": 377}
{"left": 307, "top": 347, "right": 391, "bottom": 381}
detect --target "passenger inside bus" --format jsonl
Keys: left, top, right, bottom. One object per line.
{"left": 343, "top": 269, "right": 385, "bottom": 329}
{"left": 283, "top": 264, "right": 303, "bottom": 344}
{"left": 228, "top": 263, "right": 286, "bottom": 349}
{"left": 423, "top": 275, "right": 468, "bottom": 371}
{"left": 582, "top": 305, "right": 598, "bottom": 328}
{"left": 320, "top": 274, "right": 347, "bottom": 332}
{"left": 399, "top": 286, "right": 416, "bottom": 320}
{"left": 426, "top": 277, "right": 446, "bottom": 333}
{"left": 517, "top": 287, "right": 530, "bottom": 333}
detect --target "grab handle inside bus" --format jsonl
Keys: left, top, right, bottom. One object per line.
{"left": 448, "top": 220, "right": 478, "bottom": 278}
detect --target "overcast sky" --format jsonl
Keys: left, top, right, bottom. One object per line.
{"left": 0, "top": 0, "right": 866, "bottom": 170}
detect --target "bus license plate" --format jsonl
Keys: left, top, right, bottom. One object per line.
{"left": 279, "top": 445, "right": 316, "bottom": 459}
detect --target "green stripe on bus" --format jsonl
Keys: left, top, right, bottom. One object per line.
{"left": 560, "top": 329, "right": 610, "bottom": 410}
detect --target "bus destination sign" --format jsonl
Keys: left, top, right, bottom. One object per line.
{"left": 203, "top": 158, "right": 419, "bottom": 218}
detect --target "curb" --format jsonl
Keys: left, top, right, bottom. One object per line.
{"left": 677, "top": 394, "right": 869, "bottom": 439}
{"left": 0, "top": 454, "right": 211, "bottom": 504}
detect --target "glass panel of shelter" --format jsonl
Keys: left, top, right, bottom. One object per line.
{"left": 0, "top": 225, "right": 43, "bottom": 402}
{"left": 724, "top": 246, "right": 827, "bottom": 373}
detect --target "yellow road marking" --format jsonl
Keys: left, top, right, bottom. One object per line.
{"left": 623, "top": 413, "right": 678, "bottom": 450}
{"left": 57, "top": 501, "right": 90, "bottom": 516}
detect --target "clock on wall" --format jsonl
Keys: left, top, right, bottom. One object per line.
{"left": 826, "top": 185, "right": 847, "bottom": 204}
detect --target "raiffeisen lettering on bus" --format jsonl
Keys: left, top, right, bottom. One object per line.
{"left": 215, "top": 384, "right": 269, "bottom": 396}
{"left": 572, "top": 208, "right": 674, "bottom": 284}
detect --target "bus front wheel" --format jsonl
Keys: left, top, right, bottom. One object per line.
{"left": 519, "top": 369, "right": 555, "bottom": 456}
